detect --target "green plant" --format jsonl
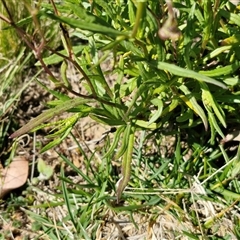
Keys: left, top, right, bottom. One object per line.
{"left": 3, "top": 0, "right": 240, "bottom": 198}
{"left": 2, "top": 0, "right": 228, "bottom": 189}
{"left": 1, "top": 0, "right": 240, "bottom": 238}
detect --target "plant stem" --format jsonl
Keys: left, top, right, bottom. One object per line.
{"left": 131, "top": 1, "right": 146, "bottom": 38}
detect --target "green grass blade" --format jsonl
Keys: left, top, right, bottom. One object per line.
{"left": 59, "top": 154, "right": 94, "bottom": 185}
{"left": 60, "top": 166, "right": 77, "bottom": 229}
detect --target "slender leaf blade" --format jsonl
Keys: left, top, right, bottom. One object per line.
{"left": 10, "top": 98, "right": 92, "bottom": 138}
{"left": 44, "top": 12, "right": 129, "bottom": 37}
{"left": 151, "top": 61, "right": 227, "bottom": 89}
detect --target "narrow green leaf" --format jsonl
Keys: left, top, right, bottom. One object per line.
{"left": 176, "top": 109, "right": 193, "bottom": 123}
{"left": 91, "top": 107, "right": 123, "bottom": 120}
{"left": 36, "top": 80, "right": 71, "bottom": 101}
{"left": 67, "top": 2, "right": 112, "bottom": 27}
{"left": 60, "top": 167, "right": 78, "bottom": 230}
{"left": 44, "top": 12, "right": 128, "bottom": 37}
{"left": 60, "top": 61, "right": 71, "bottom": 88}
{"left": 47, "top": 114, "right": 80, "bottom": 138}
{"left": 40, "top": 127, "right": 72, "bottom": 153}
{"left": 148, "top": 98, "right": 163, "bottom": 125}
{"left": 128, "top": 0, "right": 136, "bottom": 25}
{"left": 115, "top": 124, "right": 132, "bottom": 160}
{"left": 202, "top": 0, "right": 213, "bottom": 49}
{"left": 219, "top": 9, "right": 240, "bottom": 27}
{"left": 94, "top": 0, "right": 116, "bottom": 20}
{"left": 221, "top": 34, "right": 240, "bottom": 46}
{"left": 134, "top": 120, "right": 157, "bottom": 129}
{"left": 194, "top": 7, "right": 204, "bottom": 25}
{"left": 222, "top": 77, "right": 240, "bottom": 86}
{"left": 103, "top": 126, "right": 125, "bottom": 159}
{"left": 89, "top": 114, "right": 124, "bottom": 126}
{"left": 208, "top": 110, "right": 224, "bottom": 139}
{"left": 179, "top": 85, "right": 208, "bottom": 130}
{"left": 117, "top": 127, "right": 134, "bottom": 203}
{"left": 200, "top": 82, "right": 226, "bottom": 128}
{"left": 161, "top": 98, "right": 179, "bottom": 116}
{"left": 151, "top": 61, "right": 227, "bottom": 89}
{"left": 203, "top": 46, "right": 232, "bottom": 62}
{"left": 59, "top": 154, "right": 93, "bottom": 184}
{"left": 211, "top": 185, "right": 240, "bottom": 200}
{"left": 10, "top": 98, "right": 92, "bottom": 138}
{"left": 35, "top": 45, "right": 85, "bottom": 66}
{"left": 199, "top": 62, "right": 239, "bottom": 77}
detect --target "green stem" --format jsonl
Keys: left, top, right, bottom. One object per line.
{"left": 131, "top": 1, "right": 146, "bottom": 38}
